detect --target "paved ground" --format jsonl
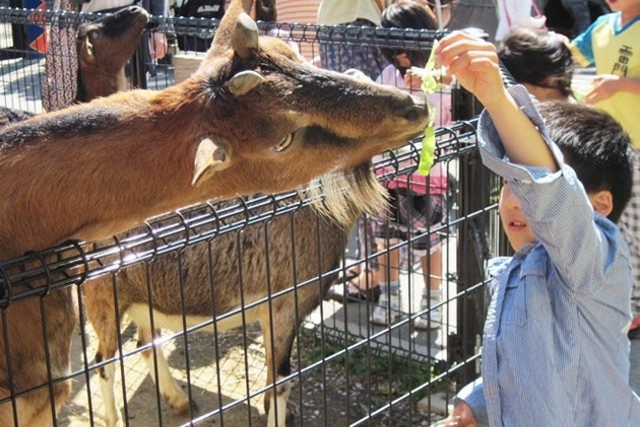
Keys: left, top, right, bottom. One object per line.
{"left": 311, "top": 236, "right": 458, "bottom": 363}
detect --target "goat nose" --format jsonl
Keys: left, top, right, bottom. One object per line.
{"left": 400, "top": 96, "right": 429, "bottom": 123}
{"left": 403, "top": 107, "right": 421, "bottom": 123}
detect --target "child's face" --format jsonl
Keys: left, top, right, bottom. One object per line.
{"left": 499, "top": 182, "right": 536, "bottom": 251}
{"left": 606, "top": 0, "right": 640, "bottom": 13}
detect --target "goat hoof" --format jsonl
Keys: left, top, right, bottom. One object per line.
{"left": 173, "top": 397, "right": 199, "bottom": 416}
{"left": 165, "top": 393, "right": 193, "bottom": 416}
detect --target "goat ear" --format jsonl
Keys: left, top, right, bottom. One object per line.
{"left": 228, "top": 70, "right": 264, "bottom": 96}
{"left": 191, "top": 137, "right": 230, "bottom": 186}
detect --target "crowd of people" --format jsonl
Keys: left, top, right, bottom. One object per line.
{"left": 41, "top": 0, "right": 640, "bottom": 425}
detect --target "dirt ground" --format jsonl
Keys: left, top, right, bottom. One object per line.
{"left": 58, "top": 313, "right": 448, "bottom": 427}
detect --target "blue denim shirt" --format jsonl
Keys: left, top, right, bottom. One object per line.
{"left": 455, "top": 86, "right": 640, "bottom": 427}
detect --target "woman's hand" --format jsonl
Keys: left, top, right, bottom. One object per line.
{"left": 585, "top": 74, "right": 621, "bottom": 104}
{"left": 150, "top": 32, "right": 167, "bottom": 60}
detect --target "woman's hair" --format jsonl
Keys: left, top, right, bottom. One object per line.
{"left": 380, "top": 0, "right": 438, "bottom": 74}
{"left": 498, "top": 28, "right": 574, "bottom": 98}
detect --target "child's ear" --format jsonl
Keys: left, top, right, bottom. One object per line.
{"left": 588, "top": 190, "right": 613, "bottom": 218}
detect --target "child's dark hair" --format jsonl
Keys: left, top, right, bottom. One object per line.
{"left": 499, "top": 28, "right": 574, "bottom": 99}
{"left": 380, "top": 1, "right": 438, "bottom": 75}
{"left": 538, "top": 101, "right": 633, "bottom": 223}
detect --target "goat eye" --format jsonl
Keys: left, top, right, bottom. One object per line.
{"left": 272, "top": 133, "right": 294, "bottom": 152}
{"left": 90, "top": 30, "right": 99, "bottom": 40}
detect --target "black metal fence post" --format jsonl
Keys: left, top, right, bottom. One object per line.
{"left": 450, "top": 58, "right": 494, "bottom": 387}
{"left": 131, "top": 40, "right": 147, "bottom": 89}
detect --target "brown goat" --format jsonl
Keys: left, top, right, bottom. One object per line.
{"left": 0, "top": 0, "right": 428, "bottom": 425}
{"left": 84, "top": 165, "right": 380, "bottom": 427}
{"left": 0, "top": 6, "right": 148, "bottom": 127}
{"left": 74, "top": 5, "right": 150, "bottom": 103}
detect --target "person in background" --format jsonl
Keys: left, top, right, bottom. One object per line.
{"left": 447, "top": 0, "right": 499, "bottom": 43}
{"left": 339, "top": 0, "right": 452, "bottom": 330}
{"left": 436, "top": 30, "right": 638, "bottom": 427}
{"left": 569, "top": 0, "right": 640, "bottom": 395}
{"left": 41, "top": 0, "right": 81, "bottom": 111}
{"left": 317, "top": 0, "right": 390, "bottom": 306}
{"left": 560, "top": 0, "right": 592, "bottom": 37}
{"left": 417, "top": 0, "right": 454, "bottom": 28}
{"left": 498, "top": 27, "right": 575, "bottom": 102}
{"left": 494, "top": 0, "right": 546, "bottom": 44}
{"left": 316, "top": 0, "right": 390, "bottom": 79}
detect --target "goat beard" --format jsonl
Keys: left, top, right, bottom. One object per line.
{"left": 301, "top": 162, "right": 387, "bottom": 227}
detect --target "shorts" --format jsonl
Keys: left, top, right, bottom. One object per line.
{"left": 371, "top": 188, "right": 447, "bottom": 256}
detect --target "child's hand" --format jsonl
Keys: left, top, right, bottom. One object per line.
{"left": 435, "top": 31, "right": 506, "bottom": 108}
{"left": 585, "top": 74, "right": 621, "bottom": 104}
{"left": 405, "top": 67, "right": 426, "bottom": 90}
{"left": 438, "top": 401, "right": 477, "bottom": 426}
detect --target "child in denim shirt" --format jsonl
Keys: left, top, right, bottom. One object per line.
{"left": 435, "top": 31, "right": 640, "bottom": 427}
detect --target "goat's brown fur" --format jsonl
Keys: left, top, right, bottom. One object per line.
{"left": 85, "top": 165, "right": 381, "bottom": 427}
{"left": 0, "top": 0, "right": 428, "bottom": 425}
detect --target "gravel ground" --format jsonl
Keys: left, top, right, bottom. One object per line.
{"left": 57, "top": 317, "right": 450, "bottom": 427}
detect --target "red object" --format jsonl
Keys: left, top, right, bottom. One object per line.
{"left": 27, "top": 1, "right": 48, "bottom": 54}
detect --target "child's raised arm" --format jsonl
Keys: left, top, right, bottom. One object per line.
{"left": 435, "top": 31, "right": 557, "bottom": 171}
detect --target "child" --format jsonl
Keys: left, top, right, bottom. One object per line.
{"left": 350, "top": 0, "right": 452, "bottom": 330}
{"left": 498, "top": 27, "right": 575, "bottom": 102}
{"left": 435, "top": 31, "right": 639, "bottom": 426}
{"left": 569, "top": 0, "right": 640, "bottom": 394}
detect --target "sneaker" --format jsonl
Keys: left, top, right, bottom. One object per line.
{"left": 414, "top": 291, "right": 442, "bottom": 330}
{"left": 371, "top": 283, "right": 402, "bottom": 325}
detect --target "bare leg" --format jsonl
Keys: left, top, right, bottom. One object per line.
{"left": 371, "top": 241, "right": 403, "bottom": 325}
{"left": 415, "top": 248, "right": 443, "bottom": 330}
{"left": 421, "top": 248, "right": 442, "bottom": 293}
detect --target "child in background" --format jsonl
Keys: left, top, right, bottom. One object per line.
{"left": 369, "top": 0, "right": 452, "bottom": 329}
{"left": 569, "top": 0, "right": 640, "bottom": 394}
{"left": 435, "top": 30, "right": 638, "bottom": 427}
{"left": 498, "top": 27, "right": 575, "bottom": 102}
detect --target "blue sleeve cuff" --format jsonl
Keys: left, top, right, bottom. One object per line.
{"left": 477, "top": 85, "right": 565, "bottom": 185}
{"left": 454, "top": 377, "right": 489, "bottom": 426}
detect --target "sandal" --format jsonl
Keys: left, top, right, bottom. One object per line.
{"left": 342, "top": 268, "right": 381, "bottom": 303}
{"left": 346, "top": 283, "right": 381, "bottom": 303}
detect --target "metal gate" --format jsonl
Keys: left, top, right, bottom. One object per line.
{"left": 0, "top": 7, "right": 504, "bottom": 426}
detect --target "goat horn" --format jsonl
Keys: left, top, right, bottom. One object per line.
{"left": 228, "top": 70, "right": 264, "bottom": 96}
{"left": 231, "top": 12, "right": 259, "bottom": 59}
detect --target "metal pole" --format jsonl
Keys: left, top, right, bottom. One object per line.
{"left": 131, "top": 37, "right": 147, "bottom": 89}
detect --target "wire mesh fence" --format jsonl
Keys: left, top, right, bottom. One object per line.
{"left": 0, "top": 6, "right": 503, "bottom": 427}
